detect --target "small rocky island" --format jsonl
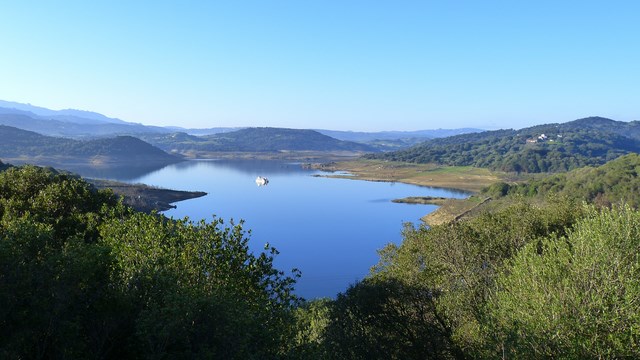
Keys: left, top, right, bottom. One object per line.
{"left": 391, "top": 196, "right": 449, "bottom": 205}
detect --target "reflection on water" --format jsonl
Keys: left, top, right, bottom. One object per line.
{"left": 4, "top": 160, "right": 176, "bottom": 181}
{"left": 169, "top": 158, "right": 310, "bottom": 176}
{"left": 86, "top": 159, "right": 471, "bottom": 299}
{"left": 65, "top": 163, "right": 175, "bottom": 180}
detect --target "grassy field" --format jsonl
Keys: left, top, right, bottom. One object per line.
{"left": 311, "top": 159, "right": 502, "bottom": 193}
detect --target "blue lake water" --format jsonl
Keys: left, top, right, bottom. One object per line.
{"left": 103, "top": 159, "right": 470, "bottom": 299}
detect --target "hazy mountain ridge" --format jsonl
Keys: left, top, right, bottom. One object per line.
{"left": 0, "top": 125, "right": 180, "bottom": 167}
{"left": 0, "top": 110, "right": 170, "bottom": 138}
{"left": 0, "top": 100, "right": 483, "bottom": 149}
{"left": 366, "top": 117, "right": 640, "bottom": 173}
{"left": 141, "top": 127, "right": 377, "bottom": 153}
{"left": 0, "top": 99, "right": 130, "bottom": 125}
{"left": 316, "top": 128, "right": 484, "bottom": 151}
{"left": 316, "top": 128, "right": 483, "bottom": 142}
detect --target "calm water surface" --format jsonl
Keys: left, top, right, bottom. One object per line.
{"left": 105, "top": 159, "right": 469, "bottom": 299}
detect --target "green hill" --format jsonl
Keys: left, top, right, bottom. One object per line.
{"left": 366, "top": 117, "right": 640, "bottom": 173}
{"left": 0, "top": 125, "right": 180, "bottom": 167}
{"left": 486, "top": 153, "right": 640, "bottom": 207}
{"left": 142, "top": 127, "right": 377, "bottom": 153}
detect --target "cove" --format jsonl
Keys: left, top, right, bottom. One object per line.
{"left": 103, "top": 159, "right": 470, "bottom": 299}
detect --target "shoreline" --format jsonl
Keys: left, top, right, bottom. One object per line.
{"left": 306, "top": 159, "right": 500, "bottom": 193}
{"left": 89, "top": 179, "right": 207, "bottom": 213}
{"left": 306, "top": 159, "right": 502, "bottom": 225}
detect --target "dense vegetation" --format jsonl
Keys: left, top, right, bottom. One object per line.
{"left": 291, "top": 152, "right": 640, "bottom": 358}
{"left": 0, "top": 125, "right": 180, "bottom": 165}
{"left": 3, "top": 155, "right": 640, "bottom": 358}
{"left": 295, "top": 200, "right": 640, "bottom": 359}
{"left": 0, "top": 165, "right": 299, "bottom": 358}
{"left": 366, "top": 117, "right": 640, "bottom": 173}
{"left": 140, "top": 127, "right": 376, "bottom": 153}
{"left": 484, "top": 153, "right": 640, "bottom": 207}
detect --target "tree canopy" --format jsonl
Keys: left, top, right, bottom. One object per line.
{"left": 366, "top": 117, "right": 640, "bottom": 173}
{"left": 0, "top": 165, "right": 299, "bottom": 359}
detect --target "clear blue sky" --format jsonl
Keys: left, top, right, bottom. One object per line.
{"left": 1, "top": 1, "right": 638, "bottom": 131}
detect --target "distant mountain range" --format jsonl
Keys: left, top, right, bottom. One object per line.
{"left": 0, "top": 99, "right": 130, "bottom": 125}
{"left": 316, "top": 128, "right": 483, "bottom": 142}
{"left": 0, "top": 100, "right": 481, "bottom": 149}
{"left": 139, "top": 127, "right": 377, "bottom": 153}
{"left": 1, "top": 100, "right": 638, "bottom": 175}
{"left": 366, "top": 117, "right": 640, "bottom": 173}
{"left": 0, "top": 101, "right": 170, "bottom": 138}
{"left": 0, "top": 125, "right": 180, "bottom": 169}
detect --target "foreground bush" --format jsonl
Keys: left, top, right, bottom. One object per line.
{"left": 0, "top": 166, "right": 299, "bottom": 359}
{"left": 487, "top": 205, "right": 640, "bottom": 358}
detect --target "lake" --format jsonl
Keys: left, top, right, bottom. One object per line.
{"left": 97, "top": 159, "right": 470, "bottom": 299}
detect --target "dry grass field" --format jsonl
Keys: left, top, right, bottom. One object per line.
{"left": 313, "top": 159, "right": 501, "bottom": 193}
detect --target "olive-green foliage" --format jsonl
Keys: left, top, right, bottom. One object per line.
{"left": 487, "top": 206, "right": 640, "bottom": 358}
{"left": 366, "top": 117, "right": 640, "bottom": 173}
{"left": 323, "top": 278, "right": 463, "bottom": 360}
{"left": 100, "top": 213, "right": 300, "bottom": 359}
{"left": 294, "top": 155, "right": 640, "bottom": 359}
{"left": 493, "top": 153, "right": 640, "bottom": 207}
{"left": 0, "top": 165, "right": 117, "bottom": 241}
{"left": 321, "top": 198, "right": 584, "bottom": 359}
{"left": 382, "top": 199, "right": 582, "bottom": 355}
{"left": 0, "top": 166, "right": 123, "bottom": 358}
{"left": 290, "top": 298, "right": 332, "bottom": 359}
{"left": 0, "top": 165, "right": 299, "bottom": 359}
{"left": 324, "top": 196, "right": 640, "bottom": 359}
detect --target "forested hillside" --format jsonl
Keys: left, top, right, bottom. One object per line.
{"left": 141, "top": 127, "right": 377, "bottom": 153}
{"left": 484, "top": 153, "right": 640, "bottom": 207}
{"left": 366, "top": 117, "right": 640, "bottom": 172}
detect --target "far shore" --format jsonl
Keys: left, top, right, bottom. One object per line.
{"left": 306, "top": 159, "right": 501, "bottom": 193}
{"left": 305, "top": 159, "right": 504, "bottom": 225}
{"left": 174, "top": 150, "right": 368, "bottom": 162}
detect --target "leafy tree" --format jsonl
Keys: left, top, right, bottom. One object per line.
{"left": 0, "top": 166, "right": 126, "bottom": 359}
{"left": 290, "top": 298, "right": 332, "bottom": 359}
{"left": 100, "top": 213, "right": 301, "bottom": 359}
{"left": 486, "top": 206, "right": 640, "bottom": 358}
{"left": 323, "top": 278, "right": 464, "bottom": 359}
{"left": 487, "top": 153, "right": 640, "bottom": 207}
{"left": 0, "top": 165, "right": 301, "bottom": 359}
{"left": 363, "top": 198, "right": 583, "bottom": 358}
